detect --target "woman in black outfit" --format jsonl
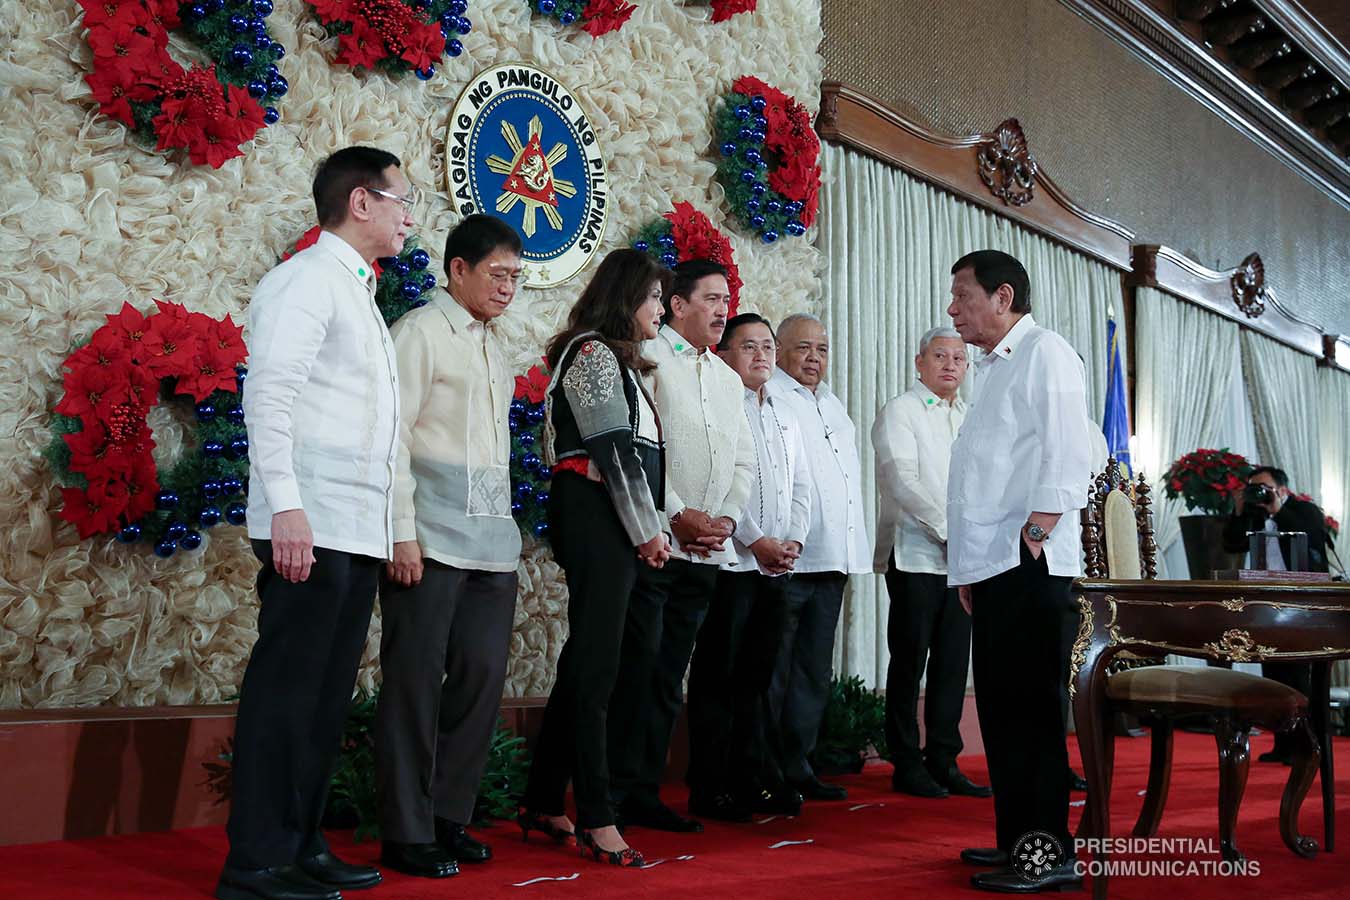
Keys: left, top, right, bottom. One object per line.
{"left": 519, "top": 249, "right": 672, "bottom": 867}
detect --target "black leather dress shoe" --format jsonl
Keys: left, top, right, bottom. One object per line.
{"left": 930, "top": 765, "right": 993, "bottom": 798}
{"left": 1068, "top": 770, "right": 1088, "bottom": 792}
{"left": 297, "top": 851, "right": 381, "bottom": 890}
{"left": 971, "top": 861, "right": 1082, "bottom": 893}
{"left": 215, "top": 864, "right": 340, "bottom": 900}
{"left": 619, "top": 799, "right": 704, "bottom": 833}
{"left": 891, "top": 767, "right": 949, "bottom": 798}
{"left": 379, "top": 842, "right": 459, "bottom": 879}
{"left": 743, "top": 783, "right": 804, "bottom": 815}
{"left": 435, "top": 819, "right": 492, "bottom": 863}
{"left": 790, "top": 775, "right": 848, "bottom": 801}
{"left": 1257, "top": 749, "right": 1293, "bottom": 765}
{"left": 961, "top": 847, "right": 1010, "bottom": 867}
{"left": 689, "top": 790, "right": 752, "bottom": 822}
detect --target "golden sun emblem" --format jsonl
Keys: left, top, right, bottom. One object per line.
{"left": 485, "top": 115, "right": 578, "bottom": 238}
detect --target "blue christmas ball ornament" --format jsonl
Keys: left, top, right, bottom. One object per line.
{"left": 228, "top": 437, "right": 250, "bottom": 460}
{"left": 247, "top": 80, "right": 267, "bottom": 98}
{"left": 786, "top": 221, "right": 806, "bottom": 236}
{"left": 534, "top": 490, "right": 549, "bottom": 506}
{"left": 205, "top": 0, "right": 224, "bottom": 12}
{"left": 229, "top": 13, "right": 250, "bottom": 32}
{"left": 187, "top": 4, "right": 208, "bottom": 20}
{"left": 439, "top": 21, "right": 451, "bottom": 38}
{"left": 751, "top": 129, "right": 766, "bottom": 143}
{"left": 720, "top": 142, "right": 737, "bottom": 157}
{"left": 515, "top": 482, "right": 534, "bottom": 501}
{"left": 156, "top": 490, "right": 179, "bottom": 511}
{"left": 538, "top": 0, "right": 556, "bottom": 11}
{"left": 450, "top": 0, "right": 468, "bottom": 13}
{"left": 785, "top": 200, "right": 803, "bottom": 216}
{"left": 511, "top": 499, "right": 524, "bottom": 515}
{"left": 420, "top": 272, "right": 437, "bottom": 291}
{"left": 180, "top": 530, "right": 203, "bottom": 550}
{"left": 532, "top": 520, "right": 549, "bottom": 538}
{"left": 750, "top": 95, "right": 767, "bottom": 112}
{"left": 738, "top": 127, "right": 754, "bottom": 141}
{"left": 661, "top": 252, "right": 678, "bottom": 267}
{"left": 751, "top": 182, "right": 767, "bottom": 196}
{"left": 166, "top": 521, "right": 188, "bottom": 541}
{"left": 633, "top": 239, "right": 649, "bottom": 252}
{"left": 658, "top": 233, "right": 676, "bottom": 247}
{"left": 200, "top": 506, "right": 222, "bottom": 527}
{"left": 538, "top": 464, "right": 551, "bottom": 478}
{"left": 117, "top": 523, "right": 142, "bottom": 543}
{"left": 203, "top": 441, "right": 224, "bottom": 458}
{"left": 744, "top": 148, "right": 762, "bottom": 165}
{"left": 253, "top": 0, "right": 273, "bottom": 14}
{"left": 270, "top": 41, "right": 285, "bottom": 58}
{"left": 446, "top": 38, "right": 463, "bottom": 56}
{"left": 393, "top": 258, "right": 412, "bottom": 277}
{"left": 202, "top": 480, "right": 222, "bottom": 499}
{"left": 510, "top": 398, "right": 527, "bottom": 415}
{"left": 762, "top": 230, "right": 779, "bottom": 243}
{"left": 765, "top": 198, "right": 781, "bottom": 214}
{"left": 226, "top": 405, "right": 246, "bottom": 424}
{"left": 266, "top": 64, "right": 279, "bottom": 78}
{"left": 745, "top": 198, "right": 760, "bottom": 213}
{"left": 195, "top": 401, "right": 216, "bottom": 422}
{"left": 409, "top": 248, "right": 430, "bottom": 270}
{"left": 558, "top": 9, "right": 576, "bottom": 24}
{"left": 263, "top": 107, "right": 279, "bottom": 125}
{"left": 518, "top": 431, "right": 535, "bottom": 447}
{"left": 268, "top": 75, "right": 288, "bottom": 97}
{"left": 456, "top": 16, "right": 472, "bottom": 34}
{"left": 253, "top": 31, "right": 272, "bottom": 50}
{"left": 522, "top": 452, "right": 540, "bottom": 472}
{"left": 400, "top": 280, "right": 423, "bottom": 302}
{"left": 154, "top": 539, "right": 177, "bottom": 558}
{"left": 222, "top": 477, "right": 243, "bottom": 496}
{"left": 415, "top": 65, "right": 435, "bottom": 81}
{"left": 749, "top": 214, "right": 766, "bottom": 230}
{"left": 740, "top": 169, "right": 756, "bottom": 184}
{"left": 230, "top": 45, "right": 253, "bottom": 67}
{"left": 754, "top": 115, "right": 767, "bottom": 130}
{"left": 526, "top": 406, "right": 545, "bottom": 425}
{"left": 733, "top": 104, "right": 751, "bottom": 120}
{"left": 225, "top": 503, "right": 248, "bottom": 526}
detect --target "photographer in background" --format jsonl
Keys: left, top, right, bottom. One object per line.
{"left": 1222, "top": 464, "right": 1330, "bottom": 764}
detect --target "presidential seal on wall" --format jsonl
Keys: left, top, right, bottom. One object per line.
{"left": 446, "top": 64, "right": 609, "bottom": 289}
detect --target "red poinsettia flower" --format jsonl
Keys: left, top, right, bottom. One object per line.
{"left": 59, "top": 481, "right": 131, "bottom": 539}
{"left": 336, "top": 20, "right": 391, "bottom": 71}
{"left": 55, "top": 360, "right": 134, "bottom": 420}
{"left": 152, "top": 95, "right": 208, "bottom": 152}
{"left": 121, "top": 455, "right": 160, "bottom": 523}
{"left": 710, "top": 0, "right": 757, "bottom": 22}
{"left": 581, "top": 0, "right": 637, "bottom": 36}
{"left": 207, "top": 314, "right": 247, "bottom": 364}
{"left": 64, "top": 418, "right": 145, "bottom": 479}
{"left": 224, "top": 84, "right": 267, "bottom": 145}
{"left": 78, "top": 0, "right": 151, "bottom": 32}
{"left": 88, "top": 20, "right": 162, "bottom": 71}
{"left": 184, "top": 116, "right": 248, "bottom": 169}
{"left": 145, "top": 0, "right": 182, "bottom": 30}
{"left": 515, "top": 361, "right": 551, "bottom": 403}
{"left": 310, "top": 0, "right": 360, "bottom": 22}
{"left": 141, "top": 310, "right": 202, "bottom": 378}
{"left": 665, "top": 202, "right": 743, "bottom": 316}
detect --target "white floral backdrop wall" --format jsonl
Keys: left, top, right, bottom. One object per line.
{"left": 0, "top": 0, "right": 823, "bottom": 707}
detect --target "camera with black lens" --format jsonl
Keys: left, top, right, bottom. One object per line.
{"left": 1244, "top": 482, "right": 1274, "bottom": 506}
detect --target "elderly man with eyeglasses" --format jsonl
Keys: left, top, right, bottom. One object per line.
{"left": 374, "top": 214, "right": 526, "bottom": 880}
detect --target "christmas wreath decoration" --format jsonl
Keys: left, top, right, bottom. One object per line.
{"left": 45, "top": 301, "right": 250, "bottom": 557}
{"left": 286, "top": 226, "right": 439, "bottom": 327}
{"left": 307, "top": 0, "right": 473, "bottom": 81}
{"left": 527, "top": 0, "right": 755, "bottom": 37}
{"left": 79, "top": 0, "right": 289, "bottom": 169}
{"left": 631, "top": 201, "right": 742, "bottom": 317}
{"left": 508, "top": 361, "right": 552, "bottom": 540}
{"left": 714, "top": 76, "right": 820, "bottom": 243}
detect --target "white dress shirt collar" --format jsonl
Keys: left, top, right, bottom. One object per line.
{"left": 912, "top": 380, "right": 966, "bottom": 414}
{"left": 316, "top": 230, "right": 377, "bottom": 290}
{"left": 436, "top": 289, "right": 488, "bottom": 334}
{"left": 659, "top": 323, "right": 711, "bottom": 358}
{"left": 984, "top": 313, "right": 1036, "bottom": 363}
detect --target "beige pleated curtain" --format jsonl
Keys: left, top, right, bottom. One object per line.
{"left": 816, "top": 142, "right": 1123, "bottom": 687}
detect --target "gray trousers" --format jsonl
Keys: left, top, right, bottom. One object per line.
{"left": 767, "top": 571, "right": 847, "bottom": 782}
{"left": 375, "top": 559, "right": 517, "bottom": 842}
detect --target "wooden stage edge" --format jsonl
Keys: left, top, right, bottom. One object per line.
{"left": 0, "top": 693, "right": 982, "bottom": 847}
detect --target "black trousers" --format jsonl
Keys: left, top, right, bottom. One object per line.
{"left": 883, "top": 564, "right": 970, "bottom": 774}
{"left": 608, "top": 557, "right": 719, "bottom": 808}
{"left": 524, "top": 475, "right": 639, "bottom": 829}
{"left": 686, "top": 570, "right": 790, "bottom": 793}
{"left": 375, "top": 560, "right": 516, "bottom": 841}
{"left": 970, "top": 542, "right": 1076, "bottom": 854}
{"left": 767, "top": 571, "right": 847, "bottom": 782}
{"left": 226, "top": 541, "right": 379, "bottom": 870}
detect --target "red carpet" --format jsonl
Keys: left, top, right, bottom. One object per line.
{"left": 4, "top": 732, "right": 1349, "bottom": 898}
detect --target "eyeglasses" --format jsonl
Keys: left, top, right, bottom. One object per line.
{"left": 366, "top": 186, "right": 420, "bottom": 215}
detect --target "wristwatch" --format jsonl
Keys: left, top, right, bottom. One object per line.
{"left": 1025, "top": 523, "right": 1049, "bottom": 542}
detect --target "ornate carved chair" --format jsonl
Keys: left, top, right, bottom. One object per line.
{"left": 1077, "top": 459, "right": 1321, "bottom": 861}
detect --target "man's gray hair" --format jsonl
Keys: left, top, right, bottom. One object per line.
{"left": 778, "top": 313, "right": 823, "bottom": 338}
{"left": 918, "top": 326, "right": 963, "bottom": 354}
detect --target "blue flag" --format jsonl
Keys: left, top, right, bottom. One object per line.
{"left": 1103, "top": 315, "right": 1131, "bottom": 475}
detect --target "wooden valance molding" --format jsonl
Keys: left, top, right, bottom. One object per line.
{"left": 816, "top": 81, "right": 1136, "bottom": 270}
{"left": 1127, "top": 244, "right": 1324, "bottom": 357}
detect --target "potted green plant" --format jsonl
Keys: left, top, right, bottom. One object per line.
{"left": 1161, "top": 448, "right": 1251, "bottom": 578}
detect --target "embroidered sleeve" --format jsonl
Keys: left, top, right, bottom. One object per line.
{"left": 561, "top": 341, "right": 629, "bottom": 440}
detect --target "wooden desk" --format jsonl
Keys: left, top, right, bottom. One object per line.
{"left": 1070, "top": 578, "right": 1350, "bottom": 899}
